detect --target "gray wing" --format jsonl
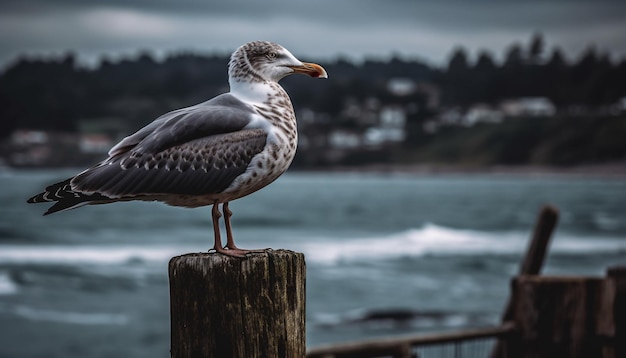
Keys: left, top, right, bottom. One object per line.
{"left": 108, "top": 93, "right": 256, "bottom": 157}
{"left": 71, "top": 128, "right": 268, "bottom": 198}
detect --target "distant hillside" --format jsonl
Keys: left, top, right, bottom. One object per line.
{"left": 405, "top": 114, "right": 626, "bottom": 166}
{"left": 1, "top": 34, "right": 625, "bottom": 167}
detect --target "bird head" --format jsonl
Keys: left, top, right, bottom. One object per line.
{"left": 229, "top": 41, "right": 327, "bottom": 83}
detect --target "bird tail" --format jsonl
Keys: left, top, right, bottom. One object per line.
{"left": 27, "top": 178, "right": 111, "bottom": 215}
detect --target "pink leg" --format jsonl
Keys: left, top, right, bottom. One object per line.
{"left": 222, "top": 202, "right": 269, "bottom": 255}
{"left": 223, "top": 202, "right": 240, "bottom": 250}
{"left": 211, "top": 202, "right": 245, "bottom": 257}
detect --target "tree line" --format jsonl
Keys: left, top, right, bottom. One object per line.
{"left": 1, "top": 34, "right": 625, "bottom": 166}
{"left": 443, "top": 33, "right": 626, "bottom": 107}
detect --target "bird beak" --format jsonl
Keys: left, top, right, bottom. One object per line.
{"left": 288, "top": 62, "right": 328, "bottom": 78}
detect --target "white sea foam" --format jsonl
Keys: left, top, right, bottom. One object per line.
{"left": 12, "top": 305, "right": 128, "bottom": 325}
{"left": 593, "top": 212, "right": 621, "bottom": 231}
{"left": 0, "top": 224, "right": 623, "bottom": 266}
{"left": 299, "top": 224, "right": 518, "bottom": 264}
{"left": 297, "top": 223, "right": 626, "bottom": 264}
{"left": 311, "top": 308, "right": 493, "bottom": 330}
{"left": 0, "top": 271, "right": 18, "bottom": 295}
{"left": 0, "top": 245, "right": 195, "bottom": 265}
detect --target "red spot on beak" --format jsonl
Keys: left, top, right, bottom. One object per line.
{"left": 289, "top": 62, "right": 328, "bottom": 78}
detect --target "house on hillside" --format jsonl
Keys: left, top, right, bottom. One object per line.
{"left": 7, "top": 129, "right": 77, "bottom": 167}
{"left": 464, "top": 104, "right": 503, "bottom": 126}
{"left": 364, "top": 105, "right": 407, "bottom": 147}
{"left": 500, "top": 97, "right": 556, "bottom": 117}
{"left": 386, "top": 78, "right": 441, "bottom": 111}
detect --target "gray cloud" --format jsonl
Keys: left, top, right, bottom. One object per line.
{"left": 0, "top": 0, "right": 624, "bottom": 68}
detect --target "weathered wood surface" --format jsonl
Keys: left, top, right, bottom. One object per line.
{"left": 510, "top": 276, "right": 613, "bottom": 358}
{"left": 169, "top": 250, "right": 306, "bottom": 358}
{"left": 491, "top": 205, "right": 559, "bottom": 358}
{"left": 518, "top": 205, "right": 559, "bottom": 276}
{"left": 608, "top": 266, "right": 626, "bottom": 358}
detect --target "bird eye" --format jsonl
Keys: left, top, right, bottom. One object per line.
{"left": 266, "top": 52, "right": 277, "bottom": 60}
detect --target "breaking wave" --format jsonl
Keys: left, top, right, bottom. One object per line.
{"left": 296, "top": 223, "right": 626, "bottom": 264}
{"left": 0, "top": 224, "right": 624, "bottom": 267}
{"left": 0, "top": 271, "right": 18, "bottom": 295}
{"left": 311, "top": 307, "right": 497, "bottom": 330}
{"left": 0, "top": 303, "right": 128, "bottom": 325}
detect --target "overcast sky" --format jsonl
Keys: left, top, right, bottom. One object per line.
{"left": 1, "top": 0, "right": 625, "bottom": 69}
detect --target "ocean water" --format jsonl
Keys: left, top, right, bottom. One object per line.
{"left": 0, "top": 169, "right": 625, "bottom": 357}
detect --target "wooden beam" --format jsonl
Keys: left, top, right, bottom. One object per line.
{"left": 510, "top": 276, "right": 609, "bottom": 358}
{"left": 608, "top": 266, "right": 626, "bottom": 357}
{"left": 492, "top": 204, "right": 559, "bottom": 358}
{"left": 169, "top": 250, "right": 306, "bottom": 358}
{"left": 518, "top": 205, "right": 559, "bottom": 276}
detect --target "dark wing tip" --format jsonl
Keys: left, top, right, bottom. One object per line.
{"left": 42, "top": 199, "right": 90, "bottom": 216}
{"left": 27, "top": 193, "right": 45, "bottom": 204}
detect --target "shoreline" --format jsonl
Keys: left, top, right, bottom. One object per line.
{"left": 4, "top": 162, "right": 626, "bottom": 178}
{"left": 293, "top": 161, "right": 626, "bottom": 178}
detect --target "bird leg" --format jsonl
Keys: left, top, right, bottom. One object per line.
{"left": 211, "top": 203, "right": 223, "bottom": 251}
{"left": 222, "top": 202, "right": 269, "bottom": 255}
{"left": 223, "top": 202, "right": 239, "bottom": 250}
{"left": 211, "top": 202, "right": 245, "bottom": 257}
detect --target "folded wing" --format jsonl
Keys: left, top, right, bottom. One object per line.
{"left": 27, "top": 93, "right": 269, "bottom": 214}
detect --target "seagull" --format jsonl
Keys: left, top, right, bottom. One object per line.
{"left": 27, "top": 41, "right": 327, "bottom": 257}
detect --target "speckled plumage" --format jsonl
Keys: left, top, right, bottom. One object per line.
{"left": 27, "top": 41, "right": 327, "bottom": 256}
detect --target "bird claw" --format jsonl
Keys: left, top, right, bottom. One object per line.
{"left": 209, "top": 246, "right": 273, "bottom": 258}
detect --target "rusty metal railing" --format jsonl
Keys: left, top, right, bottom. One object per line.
{"left": 307, "top": 322, "right": 517, "bottom": 358}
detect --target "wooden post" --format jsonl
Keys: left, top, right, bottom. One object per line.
{"left": 169, "top": 250, "right": 306, "bottom": 358}
{"left": 498, "top": 205, "right": 560, "bottom": 323}
{"left": 608, "top": 266, "right": 626, "bottom": 357}
{"left": 518, "top": 204, "right": 559, "bottom": 276}
{"left": 492, "top": 205, "right": 559, "bottom": 358}
{"left": 510, "top": 276, "right": 611, "bottom": 358}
